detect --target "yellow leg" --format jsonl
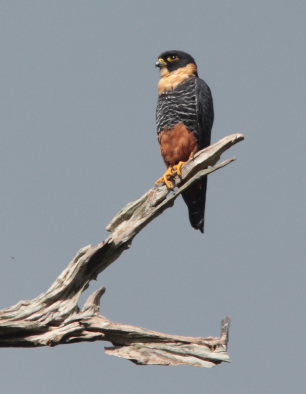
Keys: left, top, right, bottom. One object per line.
{"left": 155, "top": 152, "right": 195, "bottom": 188}
{"left": 173, "top": 160, "right": 186, "bottom": 177}
{"left": 155, "top": 166, "right": 176, "bottom": 189}
{"left": 172, "top": 152, "right": 195, "bottom": 177}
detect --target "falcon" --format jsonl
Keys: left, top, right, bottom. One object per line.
{"left": 155, "top": 50, "right": 214, "bottom": 233}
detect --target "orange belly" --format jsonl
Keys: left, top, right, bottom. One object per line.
{"left": 159, "top": 123, "right": 199, "bottom": 166}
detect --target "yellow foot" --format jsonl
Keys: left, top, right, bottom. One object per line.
{"left": 172, "top": 153, "right": 195, "bottom": 177}
{"left": 172, "top": 160, "right": 187, "bottom": 177}
{"left": 155, "top": 166, "right": 176, "bottom": 189}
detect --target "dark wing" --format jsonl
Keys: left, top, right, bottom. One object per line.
{"left": 196, "top": 78, "right": 214, "bottom": 149}
{"left": 181, "top": 77, "right": 214, "bottom": 233}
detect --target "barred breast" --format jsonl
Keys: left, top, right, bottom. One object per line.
{"left": 156, "top": 77, "right": 198, "bottom": 136}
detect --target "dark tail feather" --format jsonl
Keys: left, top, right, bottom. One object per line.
{"left": 181, "top": 176, "right": 207, "bottom": 233}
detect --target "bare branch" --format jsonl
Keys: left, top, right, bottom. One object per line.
{"left": 0, "top": 133, "right": 243, "bottom": 367}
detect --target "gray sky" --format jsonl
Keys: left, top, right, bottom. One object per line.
{"left": 0, "top": 1, "right": 305, "bottom": 393}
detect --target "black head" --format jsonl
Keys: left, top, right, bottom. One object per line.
{"left": 155, "top": 50, "right": 197, "bottom": 73}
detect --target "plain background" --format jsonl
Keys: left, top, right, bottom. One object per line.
{"left": 0, "top": 1, "right": 305, "bottom": 393}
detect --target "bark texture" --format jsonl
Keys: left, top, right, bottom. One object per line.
{"left": 0, "top": 133, "right": 244, "bottom": 367}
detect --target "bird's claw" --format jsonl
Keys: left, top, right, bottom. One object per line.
{"left": 155, "top": 158, "right": 191, "bottom": 188}
{"left": 172, "top": 160, "right": 187, "bottom": 177}
{"left": 155, "top": 166, "right": 176, "bottom": 189}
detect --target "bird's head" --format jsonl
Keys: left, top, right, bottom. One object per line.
{"left": 155, "top": 50, "right": 197, "bottom": 76}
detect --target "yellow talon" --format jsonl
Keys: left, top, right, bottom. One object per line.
{"left": 173, "top": 160, "right": 187, "bottom": 177}
{"left": 155, "top": 166, "right": 176, "bottom": 189}
{"left": 172, "top": 153, "right": 194, "bottom": 177}
{"left": 155, "top": 154, "right": 194, "bottom": 188}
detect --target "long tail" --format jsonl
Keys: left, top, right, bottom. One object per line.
{"left": 181, "top": 176, "right": 207, "bottom": 233}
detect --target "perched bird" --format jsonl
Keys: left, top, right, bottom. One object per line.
{"left": 155, "top": 50, "right": 214, "bottom": 233}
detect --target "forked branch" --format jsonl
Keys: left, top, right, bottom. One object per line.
{"left": 0, "top": 133, "right": 244, "bottom": 367}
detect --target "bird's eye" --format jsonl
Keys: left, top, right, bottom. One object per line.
{"left": 167, "top": 55, "right": 179, "bottom": 62}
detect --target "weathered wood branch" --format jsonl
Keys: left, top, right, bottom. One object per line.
{"left": 0, "top": 133, "right": 243, "bottom": 367}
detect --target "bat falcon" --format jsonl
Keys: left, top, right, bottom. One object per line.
{"left": 155, "top": 50, "right": 214, "bottom": 233}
